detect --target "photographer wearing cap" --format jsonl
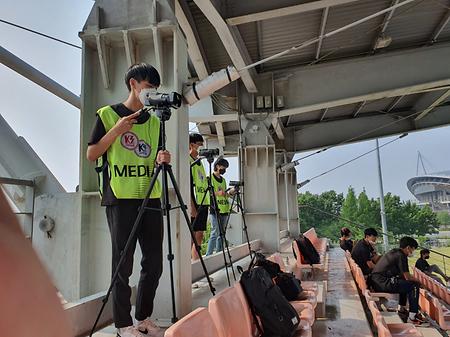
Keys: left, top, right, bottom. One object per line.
{"left": 86, "top": 63, "right": 169, "bottom": 337}
{"left": 206, "top": 158, "right": 232, "bottom": 256}
{"left": 189, "top": 133, "right": 210, "bottom": 260}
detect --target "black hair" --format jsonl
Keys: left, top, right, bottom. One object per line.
{"left": 341, "top": 227, "right": 351, "bottom": 237}
{"left": 189, "top": 133, "right": 204, "bottom": 144}
{"left": 125, "top": 63, "right": 160, "bottom": 91}
{"left": 399, "top": 236, "right": 418, "bottom": 249}
{"left": 364, "top": 228, "right": 378, "bottom": 237}
{"left": 214, "top": 158, "right": 229, "bottom": 171}
{"left": 420, "top": 248, "right": 430, "bottom": 257}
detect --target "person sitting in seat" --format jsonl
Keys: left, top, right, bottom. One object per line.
{"left": 339, "top": 227, "right": 353, "bottom": 252}
{"left": 370, "top": 236, "right": 426, "bottom": 325}
{"left": 415, "top": 249, "right": 450, "bottom": 285}
{"left": 351, "top": 228, "right": 380, "bottom": 276}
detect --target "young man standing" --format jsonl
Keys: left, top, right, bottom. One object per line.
{"left": 87, "top": 63, "right": 170, "bottom": 337}
{"left": 351, "top": 228, "right": 380, "bottom": 276}
{"left": 415, "top": 249, "right": 450, "bottom": 285}
{"left": 206, "top": 158, "right": 231, "bottom": 256}
{"left": 370, "top": 237, "right": 425, "bottom": 325}
{"left": 189, "top": 133, "right": 209, "bottom": 260}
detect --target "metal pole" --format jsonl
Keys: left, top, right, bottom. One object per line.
{"left": 376, "top": 138, "right": 389, "bottom": 253}
{"left": 0, "top": 45, "right": 80, "bottom": 108}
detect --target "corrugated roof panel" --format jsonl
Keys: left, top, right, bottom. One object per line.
{"left": 189, "top": 1, "right": 232, "bottom": 71}
{"left": 260, "top": 10, "right": 322, "bottom": 69}
{"left": 320, "top": 0, "right": 390, "bottom": 59}
{"left": 238, "top": 23, "right": 258, "bottom": 64}
{"left": 386, "top": 0, "right": 445, "bottom": 48}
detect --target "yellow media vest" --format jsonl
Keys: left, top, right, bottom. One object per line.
{"left": 190, "top": 156, "right": 210, "bottom": 206}
{"left": 97, "top": 106, "right": 161, "bottom": 199}
{"left": 211, "top": 174, "right": 230, "bottom": 214}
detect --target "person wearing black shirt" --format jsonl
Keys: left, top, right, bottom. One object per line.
{"left": 370, "top": 237, "right": 425, "bottom": 325}
{"left": 339, "top": 227, "right": 353, "bottom": 252}
{"left": 415, "top": 249, "right": 449, "bottom": 285}
{"left": 87, "top": 63, "right": 169, "bottom": 337}
{"left": 351, "top": 228, "right": 380, "bottom": 276}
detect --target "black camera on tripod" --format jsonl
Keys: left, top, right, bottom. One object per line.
{"left": 229, "top": 180, "right": 244, "bottom": 187}
{"left": 142, "top": 91, "right": 182, "bottom": 109}
{"left": 199, "top": 148, "right": 220, "bottom": 162}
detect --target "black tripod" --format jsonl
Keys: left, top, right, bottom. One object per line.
{"left": 223, "top": 183, "right": 253, "bottom": 259}
{"left": 203, "top": 157, "right": 236, "bottom": 285}
{"left": 89, "top": 107, "right": 215, "bottom": 336}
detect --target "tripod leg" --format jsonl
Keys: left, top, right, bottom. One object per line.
{"left": 166, "top": 166, "right": 216, "bottom": 295}
{"left": 217, "top": 214, "right": 237, "bottom": 281}
{"left": 237, "top": 193, "right": 253, "bottom": 259}
{"left": 160, "top": 164, "right": 178, "bottom": 323}
{"left": 90, "top": 165, "right": 162, "bottom": 337}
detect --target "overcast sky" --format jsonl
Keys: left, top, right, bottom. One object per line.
{"left": 1, "top": 0, "right": 450, "bottom": 201}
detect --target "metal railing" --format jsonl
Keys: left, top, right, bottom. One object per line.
{"left": 0, "top": 176, "right": 35, "bottom": 241}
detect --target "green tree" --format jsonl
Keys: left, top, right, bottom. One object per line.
{"left": 298, "top": 190, "right": 344, "bottom": 238}
{"left": 436, "top": 211, "right": 450, "bottom": 228}
{"left": 356, "top": 189, "right": 380, "bottom": 236}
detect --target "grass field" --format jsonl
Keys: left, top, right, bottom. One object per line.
{"left": 408, "top": 246, "right": 450, "bottom": 281}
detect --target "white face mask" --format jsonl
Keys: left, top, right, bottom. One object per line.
{"left": 139, "top": 88, "right": 158, "bottom": 106}
{"left": 408, "top": 249, "right": 416, "bottom": 258}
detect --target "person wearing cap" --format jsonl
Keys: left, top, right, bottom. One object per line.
{"left": 206, "top": 158, "right": 232, "bottom": 256}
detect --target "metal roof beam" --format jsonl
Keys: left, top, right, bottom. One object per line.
{"left": 272, "top": 43, "right": 450, "bottom": 118}
{"left": 352, "top": 101, "right": 366, "bottom": 117}
{"left": 371, "top": 0, "right": 398, "bottom": 52}
{"left": 175, "top": 0, "right": 210, "bottom": 79}
{"left": 226, "top": 0, "right": 362, "bottom": 26}
{"left": 430, "top": 9, "right": 450, "bottom": 43}
{"left": 0, "top": 45, "right": 80, "bottom": 108}
{"left": 193, "top": 0, "right": 258, "bottom": 93}
{"left": 215, "top": 122, "right": 226, "bottom": 146}
{"left": 415, "top": 89, "right": 450, "bottom": 121}
{"left": 290, "top": 105, "right": 450, "bottom": 152}
{"left": 315, "top": 7, "right": 330, "bottom": 60}
{"left": 272, "top": 117, "right": 285, "bottom": 140}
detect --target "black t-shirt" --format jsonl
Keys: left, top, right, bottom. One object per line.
{"left": 372, "top": 248, "right": 409, "bottom": 279}
{"left": 415, "top": 257, "right": 430, "bottom": 272}
{"left": 351, "top": 239, "right": 375, "bottom": 275}
{"left": 340, "top": 238, "right": 353, "bottom": 252}
{"left": 88, "top": 103, "right": 163, "bottom": 205}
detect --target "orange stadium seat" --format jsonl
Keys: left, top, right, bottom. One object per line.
{"left": 164, "top": 307, "right": 220, "bottom": 337}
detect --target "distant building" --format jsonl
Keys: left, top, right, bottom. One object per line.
{"left": 407, "top": 171, "right": 450, "bottom": 211}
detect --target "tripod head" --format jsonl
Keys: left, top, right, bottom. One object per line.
{"left": 154, "top": 107, "right": 172, "bottom": 121}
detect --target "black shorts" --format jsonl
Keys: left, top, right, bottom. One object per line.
{"left": 191, "top": 205, "right": 209, "bottom": 231}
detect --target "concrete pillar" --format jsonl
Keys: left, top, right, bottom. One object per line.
{"left": 240, "top": 145, "right": 279, "bottom": 253}
{"left": 78, "top": 0, "right": 192, "bottom": 323}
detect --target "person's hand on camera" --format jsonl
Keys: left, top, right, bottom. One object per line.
{"left": 112, "top": 111, "right": 140, "bottom": 137}
{"left": 216, "top": 190, "right": 226, "bottom": 197}
{"left": 157, "top": 150, "right": 171, "bottom": 164}
{"left": 228, "top": 187, "right": 236, "bottom": 195}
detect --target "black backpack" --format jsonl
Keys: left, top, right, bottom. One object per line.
{"left": 274, "top": 272, "right": 303, "bottom": 301}
{"left": 240, "top": 267, "right": 300, "bottom": 337}
{"left": 294, "top": 234, "right": 320, "bottom": 265}
{"left": 253, "top": 252, "right": 281, "bottom": 278}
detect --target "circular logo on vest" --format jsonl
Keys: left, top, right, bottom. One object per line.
{"left": 134, "top": 140, "right": 151, "bottom": 158}
{"left": 121, "top": 132, "right": 138, "bottom": 150}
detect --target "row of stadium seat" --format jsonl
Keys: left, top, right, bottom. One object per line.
{"left": 345, "top": 252, "right": 424, "bottom": 337}
{"left": 414, "top": 268, "right": 450, "bottom": 330}
{"left": 413, "top": 267, "right": 450, "bottom": 305}
{"left": 166, "top": 251, "right": 322, "bottom": 337}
